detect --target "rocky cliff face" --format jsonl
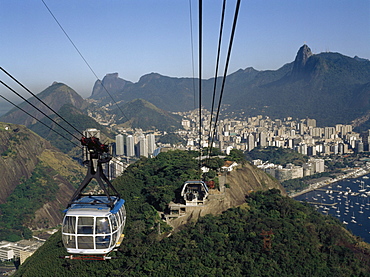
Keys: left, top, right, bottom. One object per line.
{"left": 0, "top": 122, "right": 85, "bottom": 229}
{"left": 91, "top": 73, "right": 130, "bottom": 99}
{"left": 292, "top": 44, "right": 313, "bottom": 74}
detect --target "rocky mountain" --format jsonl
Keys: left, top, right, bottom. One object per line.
{"left": 0, "top": 82, "right": 89, "bottom": 128}
{"left": 91, "top": 72, "right": 132, "bottom": 99}
{"left": 90, "top": 45, "right": 370, "bottom": 127}
{"left": 0, "top": 122, "right": 85, "bottom": 239}
{"left": 91, "top": 72, "right": 197, "bottom": 113}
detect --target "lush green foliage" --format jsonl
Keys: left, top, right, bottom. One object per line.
{"left": 0, "top": 162, "right": 59, "bottom": 241}
{"left": 16, "top": 189, "right": 370, "bottom": 276}
{"left": 228, "top": 148, "right": 247, "bottom": 164}
{"left": 117, "top": 150, "right": 200, "bottom": 211}
{"left": 13, "top": 150, "right": 370, "bottom": 276}
{"left": 246, "top": 146, "right": 308, "bottom": 166}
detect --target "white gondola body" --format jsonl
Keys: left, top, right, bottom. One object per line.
{"left": 62, "top": 196, "right": 126, "bottom": 255}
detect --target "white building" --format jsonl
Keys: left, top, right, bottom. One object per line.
{"left": 126, "top": 135, "right": 135, "bottom": 157}
{"left": 147, "top": 134, "right": 156, "bottom": 155}
{"left": 115, "top": 134, "right": 124, "bottom": 156}
{"left": 138, "top": 135, "right": 148, "bottom": 157}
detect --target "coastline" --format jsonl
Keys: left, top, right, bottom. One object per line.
{"left": 289, "top": 166, "right": 370, "bottom": 198}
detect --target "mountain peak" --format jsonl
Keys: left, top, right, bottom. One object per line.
{"left": 90, "top": 73, "right": 128, "bottom": 99}
{"left": 292, "top": 44, "right": 313, "bottom": 74}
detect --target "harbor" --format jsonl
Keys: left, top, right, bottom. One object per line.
{"left": 294, "top": 172, "right": 370, "bottom": 243}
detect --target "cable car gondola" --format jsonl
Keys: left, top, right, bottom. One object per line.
{"left": 61, "top": 136, "right": 126, "bottom": 260}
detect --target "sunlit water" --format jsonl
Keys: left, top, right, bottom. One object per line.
{"left": 294, "top": 174, "right": 370, "bottom": 243}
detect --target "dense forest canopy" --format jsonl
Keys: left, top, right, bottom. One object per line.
{"left": 15, "top": 150, "right": 370, "bottom": 276}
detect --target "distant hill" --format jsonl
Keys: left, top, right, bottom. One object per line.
{"left": 90, "top": 45, "right": 370, "bottom": 127}
{"left": 30, "top": 104, "right": 113, "bottom": 153}
{"left": 111, "top": 98, "right": 182, "bottom": 132}
{"left": 0, "top": 82, "right": 88, "bottom": 127}
{"left": 0, "top": 83, "right": 114, "bottom": 153}
{"left": 0, "top": 81, "right": 183, "bottom": 141}
{"left": 0, "top": 122, "right": 85, "bottom": 241}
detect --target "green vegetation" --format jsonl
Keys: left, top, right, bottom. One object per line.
{"left": 15, "top": 188, "right": 370, "bottom": 276}
{"left": 246, "top": 146, "right": 308, "bottom": 166}
{"left": 157, "top": 133, "right": 185, "bottom": 146}
{"left": 30, "top": 104, "right": 112, "bottom": 154}
{"left": 117, "top": 150, "right": 200, "bottom": 211}
{"left": 0, "top": 162, "right": 59, "bottom": 241}
{"left": 228, "top": 148, "right": 247, "bottom": 164}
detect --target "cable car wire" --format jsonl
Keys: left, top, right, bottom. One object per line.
{"left": 0, "top": 89, "right": 81, "bottom": 149}
{"left": 0, "top": 80, "right": 81, "bottom": 142}
{"left": 206, "top": 0, "right": 226, "bottom": 157}
{"left": 198, "top": 0, "right": 203, "bottom": 175}
{"left": 0, "top": 67, "right": 84, "bottom": 138}
{"left": 208, "top": 0, "right": 241, "bottom": 159}
{"left": 188, "top": 0, "right": 197, "bottom": 110}
{"left": 41, "top": 0, "right": 130, "bottom": 123}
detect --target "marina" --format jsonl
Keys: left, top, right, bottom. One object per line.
{"left": 294, "top": 174, "right": 370, "bottom": 243}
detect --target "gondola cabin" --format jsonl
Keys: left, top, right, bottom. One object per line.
{"left": 62, "top": 195, "right": 126, "bottom": 256}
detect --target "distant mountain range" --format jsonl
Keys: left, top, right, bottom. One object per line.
{"left": 90, "top": 45, "right": 370, "bottom": 127}
{"left": 1, "top": 45, "right": 370, "bottom": 137}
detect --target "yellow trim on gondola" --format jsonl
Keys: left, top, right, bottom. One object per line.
{"left": 116, "top": 234, "right": 125, "bottom": 247}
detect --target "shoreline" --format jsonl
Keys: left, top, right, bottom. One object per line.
{"left": 289, "top": 166, "right": 370, "bottom": 198}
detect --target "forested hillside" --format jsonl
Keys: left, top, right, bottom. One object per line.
{"left": 15, "top": 151, "right": 370, "bottom": 276}
{"left": 0, "top": 122, "right": 85, "bottom": 240}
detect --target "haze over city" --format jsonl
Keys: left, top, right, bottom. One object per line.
{"left": 1, "top": 0, "right": 369, "bottom": 101}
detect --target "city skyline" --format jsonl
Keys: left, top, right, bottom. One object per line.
{"left": 1, "top": 0, "right": 369, "bottom": 103}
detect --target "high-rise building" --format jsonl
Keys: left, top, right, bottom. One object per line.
{"left": 259, "top": 131, "right": 267, "bottom": 147}
{"left": 247, "top": 134, "right": 255, "bottom": 151}
{"left": 324, "top": 127, "right": 336, "bottom": 139}
{"left": 307, "top": 145, "right": 316, "bottom": 156}
{"left": 147, "top": 134, "right": 156, "bottom": 155}
{"left": 312, "top": 158, "right": 325, "bottom": 173}
{"left": 115, "top": 134, "right": 124, "bottom": 156}
{"left": 356, "top": 140, "right": 364, "bottom": 153}
{"left": 138, "top": 135, "right": 148, "bottom": 157}
{"left": 126, "top": 135, "right": 135, "bottom": 157}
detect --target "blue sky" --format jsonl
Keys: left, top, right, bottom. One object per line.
{"left": 1, "top": 0, "right": 369, "bottom": 102}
